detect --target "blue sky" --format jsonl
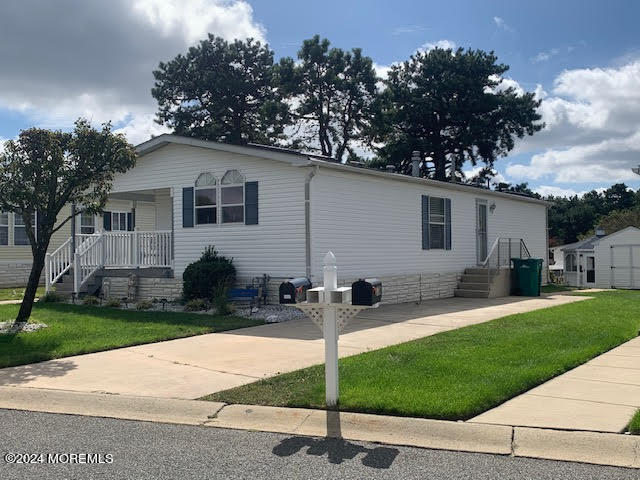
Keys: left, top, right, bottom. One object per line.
{"left": 1, "top": 0, "right": 639, "bottom": 196}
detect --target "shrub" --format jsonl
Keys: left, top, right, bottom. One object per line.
{"left": 83, "top": 296, "right": 100, "bottom": 306}
{"left": 183, "top": 246, "right": 236, "bottom": 301}
{"left": 212, "top": 286, "right": 231, "bottom": 315}
{"left": 184, "top": 298, "right": 208, "bottom": 312}
{"left": 40, "top": 290, "right": 64, "bottom": 303}
{"left": 105, "top": 297, "right": 121, "bottom": 308}
{"left": 136, "top": 299, "right": 153, "bottom": 311}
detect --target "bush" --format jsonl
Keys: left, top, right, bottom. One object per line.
{"left": 183, "top": 246, "right": 236, "bottom": 301}
{"left": 40, "top": 290, "right": 64, "bottom": 303}
{"left": 184, "top": 298, "right": 208, "bottom": 312}
{"left": 213, "top": 286, "right": 232, "bottom": 315}
{"left": 83, "top": 296, "right": 100, "bottom": 306}
{"left": 105, "top": 297, "right": 121, "bottom": 308}
{"left": 136, "top": 299, "right": 153, "bottom": 311}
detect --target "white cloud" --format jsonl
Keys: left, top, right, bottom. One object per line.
{"left": 464, "top": 165, "right": 507, "bottom": 184}
{"left": 533, "top": 185, "right": 607, "bottom": 198}
{"left": 507, "top": 59, "right": 640, "bottom": 185}
{"left": 493, "top": 16, "right": 514, "bottom": 32}
{"left": 531, "top": 48, "right": 560, "bottom": 63}
{"left": 391, "top": 25, "right": 425, "bottom": 36}
{"left": 421, "top": 40, "right": 457, "bottom": 52}
{"left": 0, "top": 0, "right": 264, "bottom": 144}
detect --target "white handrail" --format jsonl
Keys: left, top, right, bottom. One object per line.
{"left": 45, "top": 238, "right": 73, "bottom": 292}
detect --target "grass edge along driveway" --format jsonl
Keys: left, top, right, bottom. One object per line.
{"left": 0, "top": 303, "right": 262, "bottom": 368}
{"left": 629, "top": 410, "right": 640, "bottom": 435}
{"left": 205, "top": 291, "right": 640, "bottom": 421}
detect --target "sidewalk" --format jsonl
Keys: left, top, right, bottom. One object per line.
{"left": 470, "top": 336, "right": 640, "bottom": 433}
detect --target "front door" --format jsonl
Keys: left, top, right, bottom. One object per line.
{"left": 476, "top": 201, "right": 488, "bottom": 264}
{"left": 586, "top": 255, "right": 596, "bottom": 284}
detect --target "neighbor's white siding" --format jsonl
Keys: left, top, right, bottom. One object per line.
{"left": 594, "top": 227, "right": 640, "bottom": 288}
{"left": 111, "top": 143, "right": 307, "bottom": 279}
{"left": 309, "top": 168, "right": 547, "bottom": 281}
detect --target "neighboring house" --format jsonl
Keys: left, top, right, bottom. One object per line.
{"left": 27, "top": 134, "right": 549, "bottom": 304}
{"left": 563, "top": 226, "right": 640, "bottom": 289}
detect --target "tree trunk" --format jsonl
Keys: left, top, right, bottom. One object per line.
{"left": 434, "top": 154, "right": 447, "bottom": 181}
{"left": 15, "top": 248, "right": 47, "bottom": 324}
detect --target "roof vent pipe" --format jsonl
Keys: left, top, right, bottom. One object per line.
{"left": 385, "top": 165, "right": 396, "bottom": 173}
{"left": 411, "top": 151, "right": 421, "bottom": 177}
{"left": 595, "top": 226, "right": 606, "bottom": 237}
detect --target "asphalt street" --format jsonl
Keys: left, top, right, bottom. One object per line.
{"left": 0, "top": 409, "right": 637, "bottom": 480}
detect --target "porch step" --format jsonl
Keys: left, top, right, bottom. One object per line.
{"left": 454, "top": 288, "right": 490, "bottom": 298}
{"left": 456, "top": 282, "right": 490, "bottom": 291}
{"left": 460, "top": 274, "right": 494, "bottom": 283}
{"left": 464, "top": 267, "right": 495, "bottom": 275}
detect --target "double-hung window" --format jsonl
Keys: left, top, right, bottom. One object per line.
{"left": 111, "top": 212, "right": 128, "bottom": 231}
{"left": 220, "top": 170, "right": 245, "bottom": 223}
{"left": 80, "top": 212, "right": 95, "bottom": 234}
{"left": 0, "top": 212, "right": 8, "bottom": 246}
{"left": 14, "top": 212, "right": 36, "bottom": 245}
{"left": 565, "top": 253, "right": 577, "bottom": 272}
{"left": 429, "top": 197, "right": 446, "bottom": 249}
{"left": 195, "top": 172, "right": 217, "bottom": 225}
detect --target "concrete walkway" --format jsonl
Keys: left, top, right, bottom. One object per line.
{"left": 0, "top": 294, "right": 587, "bottom": 399}
{"left": 470, "top": 336, "right": 640, "bottom": 433}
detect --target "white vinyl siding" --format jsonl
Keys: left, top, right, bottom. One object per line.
{"left": 110, "top": 143, "right": 307, "bottom": 279}
{"left": 309, "top": 168, "right": 547, "bottom": 281}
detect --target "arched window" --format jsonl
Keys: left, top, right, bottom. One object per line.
{"left": 220, "top": 170, "right": 245, "bottom": 223}
{"left": 195, "top": 172, "right": 217, "bottom": 224}
{"left": 565, "top": 253, "right": 577, "bottom": 272}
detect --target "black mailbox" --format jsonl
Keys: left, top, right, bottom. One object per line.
{"left": 279, "top": 277, "right": 312, "bottom": 304}
{"left": 352, "top": 278, "right": 382, "bottom": 306}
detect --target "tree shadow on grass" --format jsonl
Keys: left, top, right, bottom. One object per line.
{"left": 272, "top": 410, "right": 399, "bottom": 469}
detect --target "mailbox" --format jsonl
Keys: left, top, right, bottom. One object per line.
{"left": 279, "top": 277, "right": 312, "bottom": 304}
{"left": 351, "top": 278, "right": 382, "bottom": 306}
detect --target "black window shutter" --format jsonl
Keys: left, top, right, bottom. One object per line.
{"left": 445, "top": 198, "right": 452, "bottom": 250}
{"left": 421, "top": 195, "right": 430, "bottom": 250}
{"left": 103, "top": 212, "right": 112, "bottom": 231}
{"left": 127, "top": 211, "right": 134, "bottom": 231}
{"left": 245, "top": 181, "right": 258, "bottom": 225}
{"left": 182, "top": 187, "right": 194, "bottom": 228}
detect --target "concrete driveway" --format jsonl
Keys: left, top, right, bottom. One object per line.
{"left": 0, "top": 294, "right": 587, "bottom": 399}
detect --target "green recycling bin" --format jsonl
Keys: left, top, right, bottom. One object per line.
{"left": 511, "top": 258, "right": 543, "bottom": 296}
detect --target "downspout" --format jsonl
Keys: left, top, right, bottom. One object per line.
{"left": 305, "top": 165, "right": 319, "bottom": 280}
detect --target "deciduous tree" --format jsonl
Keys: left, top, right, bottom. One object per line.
{"left": 0, "top": 120, "right": 136, "bottom": 323}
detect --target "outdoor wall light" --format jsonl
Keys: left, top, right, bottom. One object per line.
{"left": 489, "top": 202, "right": 497, "bottom": 213}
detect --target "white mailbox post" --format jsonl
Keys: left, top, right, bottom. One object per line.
{"left": 290, "top": 251, "right": 379, "bottom": 407}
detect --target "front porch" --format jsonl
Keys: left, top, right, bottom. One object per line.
{"left": 46, "top": 188, "right": 175, "bottom": 296}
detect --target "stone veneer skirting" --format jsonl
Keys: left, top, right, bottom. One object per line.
{"left": 101, "top": 271, "right": 461, "bottom": 305}
{"left": 0, "top": 262, "right": 43, "bottom": 288}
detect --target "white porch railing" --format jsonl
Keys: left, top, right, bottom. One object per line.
{"left": 46, "top": 230, "right": 173, "bottom": 293}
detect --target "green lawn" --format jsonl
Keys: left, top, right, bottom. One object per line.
{"left": 629, "top": 410, "right": 640, "bottom": 435}
{"left": 0, "top": 303, "right": 262, "bottom": 368}
{"left": 0, "top": 287, "right": 45, "bottom": 301}
{"left": 540, "top": 284, "right": 579, "bottom": 294}
{"left": 204, "top": 291, "right": 640, "bottom": 420}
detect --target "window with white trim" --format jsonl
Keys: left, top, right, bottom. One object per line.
{"left": 565, "top": 253, "right": 577, "bottom": 272}
{"left": 80, "top": 212, "right": 95, "bottom": 234}
{"left": 14, "top": 212, "right": 36, "bottom": 245}
{"left": 221, "top": 170, "right": 244, "bottom": 223}
{"left": 195, "top": 172, "right": 217, "bottom": 225}
{"left": 429, "top": 197, "right": 446, "bottom": 249}
{"left": 0, "top": 212, "right": 8, "bottom": 246}
{"left": 111, "top": 212, "right": 128, "bottom": 231}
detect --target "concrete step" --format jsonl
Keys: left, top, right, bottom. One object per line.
{"left": 456, "top": 282, "right": 490, "bottom": 291}
{"left": 461, "top": 274, "right": 494, "bottom": 283}
{"left": 465, "top": 267, "right": 493, "bottom": 275}
{"left": 454, "top": 289, "right": 490, "bottom": 298}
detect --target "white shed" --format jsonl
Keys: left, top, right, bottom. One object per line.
{"left": 562, "top": 226, "right": 640, "bottom": 289}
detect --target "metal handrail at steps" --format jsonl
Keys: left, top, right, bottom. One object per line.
{"left": 481, "top": 237, "right": 531, "bottom": 283}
